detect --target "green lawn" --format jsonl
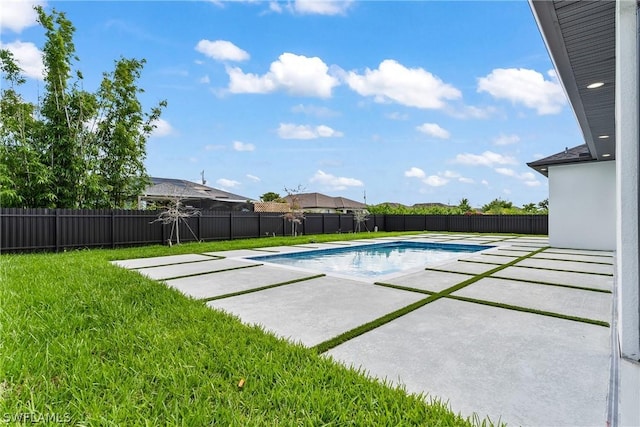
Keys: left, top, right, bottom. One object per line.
{"left": 1, "top": 233, "right": 502, "bottom": 425}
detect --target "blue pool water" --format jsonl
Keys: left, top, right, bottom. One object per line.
{"left": 249, "top": 241, "right": 493, "bottom": 278}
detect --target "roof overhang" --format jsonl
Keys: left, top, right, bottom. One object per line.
{"left": 529, "top": 0, "right": 616, "bottom": 162}
{"left": 527, "top": 144, "right": 598, "bottom": 177}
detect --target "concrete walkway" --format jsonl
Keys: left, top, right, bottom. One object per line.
{"left": 112, "top": 234, "right": 613, "bottom": 426}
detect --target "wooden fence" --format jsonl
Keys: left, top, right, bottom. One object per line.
{"left": 0, "top": 208, "right": 548, "bottom": 253}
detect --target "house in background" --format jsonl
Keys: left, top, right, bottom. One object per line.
{"left": 284, "top": 192, "right": 367, "bottom": 214}
{"left": 529, "top": 0, "right": 639, "bottom": 424}
{"left": 139, "top": 177, "right": 254, "bottom": 211}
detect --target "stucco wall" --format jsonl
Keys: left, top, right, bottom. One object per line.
{"left": 548, "top": 161, "right": 616, "bottom": 250}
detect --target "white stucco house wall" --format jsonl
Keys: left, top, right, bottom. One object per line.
{"left": 529, "top": 1, "right": 640, "bottom": 424}
{"left": 528, "top": 146, "right": 616, "bottom": 251}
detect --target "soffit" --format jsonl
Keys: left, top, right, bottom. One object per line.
{"left": 530, "top": 0, "right": 616, "bottom": 161}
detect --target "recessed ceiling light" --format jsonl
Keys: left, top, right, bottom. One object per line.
{"left": 602, "top": 153, "right": 611, "bottom": 158}
{"left": 587, "top": 82, "right": 605, "bottom": 89}
{"left": 598, "top": 135, "right": 610, "bottom": 139}
{"left": 540, "top": 168, "right": 547, "bottom": 171}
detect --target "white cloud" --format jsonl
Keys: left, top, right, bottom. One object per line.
{"left": 493, "top": 133, "right": 520, "bottom": 146}
{"left": 494, "top": 168, "right": 540, "bottom": 187}
{"left": 494, "top": 168, "right": 517, "bottom": 177}
{"left": 441, "top": 170, "right": 458, "bottom": 179}
{"left": 199, "top": 75, "right": 210, "bottom": 84}
{"left": 227, "top": 66, "right": 275, "bottom": 94}
{"left": 310, "top": 170, "right": 363, "bottom": 190}
{"left": 292, "top": 0, "right": 354, "bottom": 15}
{"left": 291, "top": 104, "right": 338, "bottom": 117}
{"left": 195, "top": 40, "right": 249, "bottom": 62}
{"left": 481, "top": 179, "right": 489, "bottom": 186}
{"left": 416, "top": 123, "right": 450, "bottom": 139}
{"left": 442, "top": 170, "right": 474, "bottom": 184}
{"left": 216, "top": 178, "right": 241, "bottom": 189}
{"left": 454, "top": 151, "right": 517, "bottom": 167}
{"left": 1, "top": 0, "right": 45, "bottom": 33}
{"left": 404, "top": 167, "right": 426, "bottom": 179}
{"left": 227, "top": 52, "right": 338, "bottom": 98}
{"left": 1, "top": 40, "right": 43, "bottom": 80}
{"left": 233, "top": 140, "right": 255, "bottom": 152}
{"left": 423, "top": 175, "right": 448, "bottom": 187}
{"left": 521, "top": 172, "right": 536, "bottom": 181}
{"left": 277, "top": 123, "right": 343, "bottom": 139}
{"left": 346, "top": 59, "right": 461, "bottom": 109}
{"left": 246, "top": 174, "right": 261, "bottom": 182}
{"left": 405, "top": 168, "right": 472, "bottom": 187}
{"left": 150, "top": 118, "right": 174, "bottom": 137}
{"left": 447, "top": 104, "right": 497, "bottom": 119}
{"left": 269, "top": 1, "right": 283, "bottom": 12}
{"left": 477, "top": 68, "right": 566, "bottom": 115}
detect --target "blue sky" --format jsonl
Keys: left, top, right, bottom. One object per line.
{"left": 1, "top": 0, "right": 583, "bottom": 207}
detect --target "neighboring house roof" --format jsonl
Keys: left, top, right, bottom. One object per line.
{"left": 284, "top": 192, "right": 367, "bottom": 210}
{"left": 142, "top": 177, "right": 252, "bottom": 202}
{"left": 527, "top": 144, "right": 598, "bottom": 177}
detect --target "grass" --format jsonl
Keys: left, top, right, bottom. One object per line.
{"left": 0, "top": 232, "right": 500, "bottom": 426}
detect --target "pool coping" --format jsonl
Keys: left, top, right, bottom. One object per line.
{"left": 230, "top": 239, "right": 500, "bottom": 284}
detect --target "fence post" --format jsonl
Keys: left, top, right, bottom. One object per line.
{"left": 111, "top": 210, "right": 116, "bottom": 249}
{"left": 257, "top": 212, "right": 261, "bottom": 238}
{"left": 197, "top": 214, "right": 201, "bottom": 241}
{"left": 55, "top": 209, "right": 60, "bottom": 253}
{"left": 229, "top": 212, "right": 233, "bottom": 240}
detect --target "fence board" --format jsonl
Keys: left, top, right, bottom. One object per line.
{"left": 0, "top": 209, "right": 548, "bottom": 253}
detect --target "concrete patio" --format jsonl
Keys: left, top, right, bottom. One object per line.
{"left": 112, "top": 234, "right": 614, "bottom": 426}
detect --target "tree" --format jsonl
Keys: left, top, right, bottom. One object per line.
{"left": 94, "top": 57, "right": 166, "bottom": 208}
{"left": 353, "top": 209, "right": 369, "bottom": 232}
{"left": 151, "top": 196, "right": 200, "bottom": 245}
{"left": 283, "top": 185, "right": 305, "bottom": 236}
{"left": 260, "top": 191, "right": 282, "bottom": 202}
{"left": 0, "top": 50, "right": 54, "bottom": 207}
{"left": 458, "top": 198, "right": 472, "bottom": 213}
{"left": 37, "top": 6, "right": 98, "bottom": 208}
{"left": 482, "top": 198, "right": 514, "bottom": 214}
{"left": 0, "top": 6, "right": 165, "bottom": 208}
{"left": 522, "top": 203, "right": 539, "bottom": 213}
{"left": 538, "top": 198, "right": 549, "bottom": 212}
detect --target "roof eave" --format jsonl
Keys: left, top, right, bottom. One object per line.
{"left": 528, "top": 0, "right": 597, "bottom": 160}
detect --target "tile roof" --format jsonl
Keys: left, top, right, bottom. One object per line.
{"left": 284, "top": 192, "right": 366, "bottom": 210}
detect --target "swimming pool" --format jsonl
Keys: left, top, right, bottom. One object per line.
{"left": 249, "top": 241, "right": 493, "bottom": 278}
